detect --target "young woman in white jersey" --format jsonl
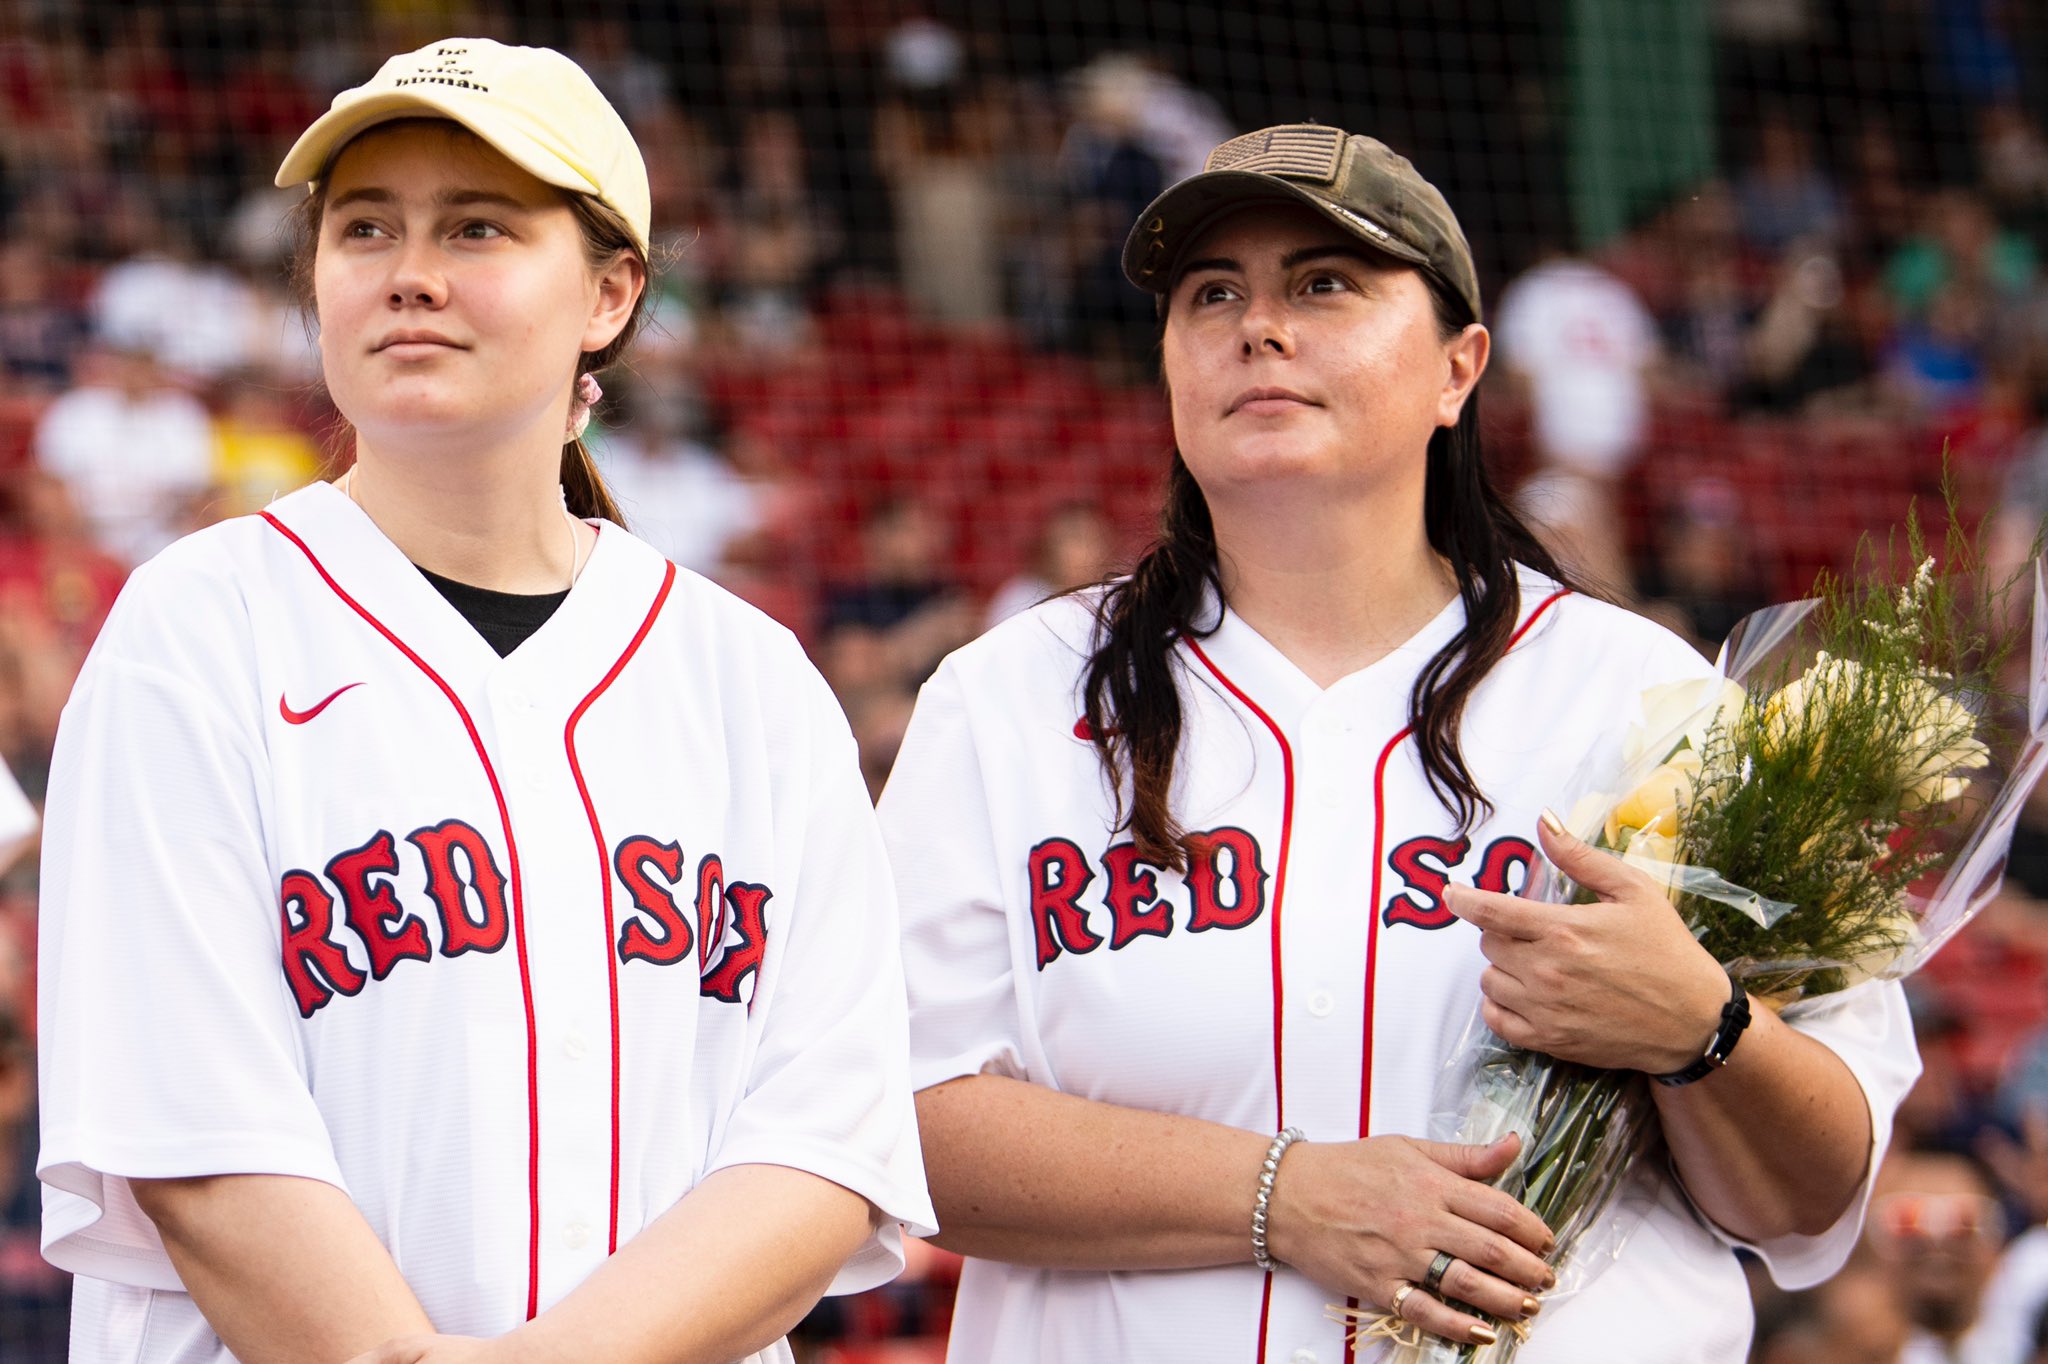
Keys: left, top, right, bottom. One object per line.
{"left": 37, "top": 39, "right": 932, "bottom": 1364}
{"left": 879, "top": 125, "right": 1917, "bottom": 1363}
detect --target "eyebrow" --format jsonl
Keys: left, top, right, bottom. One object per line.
{"left": 326, "top": 187, "right": 540, "bottom": 213}
{"left": 1173, "top": 242, "right": 1390, "bottom": 289}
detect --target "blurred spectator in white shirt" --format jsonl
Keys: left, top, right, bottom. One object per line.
{"left": 588, "top": 386, "right": 805, "bottom": 580}
{"left": 32, "top": 343, "right": 214, "bottom": 565}
{"left": 92, "top": 245, "right": 263, "bottom": 384}
{"left": 1496, "top": 253, "right": 1660, "bottom": 478}
{"left": 1494, "top": 249, "right": 1659, "bottom": 591}
{"left": 596, "top": 429, "right": 764, "bottom": 577}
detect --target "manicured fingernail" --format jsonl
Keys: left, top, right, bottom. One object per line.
{"left": 1522, "top": 1296, "right": 1542, "bottom": 1318}
{"left": 1543, "top": 1269, "right": 1558, "bottom": 1288}
{"left": 1472, "top": 1324, "right": 1499, "bottom": 1345}
{"left": 1539, "top": 808, "right": 1566, "bottom": 838}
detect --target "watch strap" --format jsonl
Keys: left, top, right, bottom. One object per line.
{"left": 1654, "top": 969, "right": 1752, "bottom": 1088}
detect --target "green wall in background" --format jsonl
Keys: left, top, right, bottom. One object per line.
{"left": 1570, "top": 0, "right": 1715, "bottom": 247}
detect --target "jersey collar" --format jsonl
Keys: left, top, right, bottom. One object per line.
{"left": 1187, "top": 580, "right": 1471, "bottom": 734}
{"left": 263, "top": 481, "right": 667, "bottom": 707}
{"left": 1184, "top": 568, "right": 1565, "bottom": 735}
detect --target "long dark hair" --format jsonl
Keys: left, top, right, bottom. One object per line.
{"left": 1081, "top": 279, "right": 1573, "bottom": 871}
{"left": 285, "top": 121, "right": 651, "bottom": 523}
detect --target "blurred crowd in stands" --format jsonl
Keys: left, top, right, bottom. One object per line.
{"left": 4, "top": 1, "right": 2048, "bottom": 1359}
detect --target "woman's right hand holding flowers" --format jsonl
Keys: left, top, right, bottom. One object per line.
{"left": 1263, "top": 1132, "right": 1555, "bottom": 1347}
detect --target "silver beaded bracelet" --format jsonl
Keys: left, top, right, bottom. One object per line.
{"left": 1250, "top": 1126, "right": 1305, "bottom": 1272}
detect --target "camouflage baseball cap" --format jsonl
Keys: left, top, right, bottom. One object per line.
{"left": 1121, "top": 123, "right": 1481, "bottom": 321}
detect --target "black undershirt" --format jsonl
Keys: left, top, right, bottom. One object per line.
{"left": 417, "top": 566, "right": 569, "bottom": 657}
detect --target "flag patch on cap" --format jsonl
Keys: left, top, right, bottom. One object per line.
{"left": 1204, "top": 124, "right": 1343, "bottom": 182}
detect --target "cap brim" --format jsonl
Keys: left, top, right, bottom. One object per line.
{"left": 1121, "top": 170, "right": 1431, "bottom": 293}
{"left": 274, "top": 90, "right": 600, "bottom": 203}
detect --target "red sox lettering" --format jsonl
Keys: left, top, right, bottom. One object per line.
{"left": 1030, "top": 827, "right": 1271, "bottom": 968}
{"left": 1027, "top": 828, "right": 1538, "bottom": 968}
{"left": 612, "top": 836, "right": 771, "bottom": 1005}
{"left": 1382, "top": 833, "right": 1535, "bottom": 930}
{"left": 281, "top": 821, "right": 771, "bottom": 1016}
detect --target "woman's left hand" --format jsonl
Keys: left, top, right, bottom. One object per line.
{"left": 1444, "top": 815, "right": 1730, "bottom": 1074}
{"left": 345, "top": 1336, "right": 503, "bottom": 1364}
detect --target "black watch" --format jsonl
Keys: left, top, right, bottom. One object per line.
{"left": 1653, "top": 970, "right": 1751, "bottom": 1087}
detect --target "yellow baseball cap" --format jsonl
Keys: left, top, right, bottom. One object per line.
{"left": 275, "top": 37, "right": 651, "bottom": 257}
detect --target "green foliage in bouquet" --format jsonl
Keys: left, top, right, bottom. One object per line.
{"left": 1665, "top": 509, "right": 2016, "bottom": 1001}
{"left": 1344, "top": 499, "right": 2033, "bottom": 1364}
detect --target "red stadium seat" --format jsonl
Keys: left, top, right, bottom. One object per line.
{"left": 0, "top": 396, "right": 44, "bottom": 470}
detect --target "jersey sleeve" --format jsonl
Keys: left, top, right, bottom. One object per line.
{"left": 37, "top": 594, "right": 344, "bottom": 1289}
{"left": 699, "top": 668, "right": 938, "bottom": 1296}
{"left": 1703, "top": 977, "right": 1920, "bottom": 1289}
{"left": 878, "top": 659, "right": 1029, "bottom": 1093}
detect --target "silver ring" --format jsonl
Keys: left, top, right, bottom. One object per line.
{"left": 1390, "top": 1283, "right": 1418, "bottom": 1318}
{"left": 1423, "top": 1251, "right": 1456, "bottom": 1296}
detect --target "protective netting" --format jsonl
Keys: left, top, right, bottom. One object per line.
{"left": 3, "top": 3, "right": 2047, "bottom": 1359}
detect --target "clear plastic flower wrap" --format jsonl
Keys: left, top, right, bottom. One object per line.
{"left": 1339, "top": 542, "right": 2048, "bottom": 1363}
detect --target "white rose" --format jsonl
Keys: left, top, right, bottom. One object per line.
{"left": 1835, "top": 898, "right": 1924, "bottom": 988}
{"left": 1897, "top": 691, "right": 1990, "bottom": 808}
{"left": 1760, "top": 654, "right": 1863, "bottom": 757}
{"left": 1625, "top": 676, "right": 1749, "bottom": 767}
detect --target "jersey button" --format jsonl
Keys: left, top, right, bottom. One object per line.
{"left": 1318, "top": 783, "right": 1344, "bottom": 808}
{"left": 563, "top": 1031, "right": 589, "bottom": 1061}
{"left": 1307, "top": 990, "right": 1334, "bottom": 1018}
{"left": 564, "top": 1219, "right": 591, "bottom": 1249}
{"left": 1290, "top": 1350, "right": 1319, "bottom": 1364}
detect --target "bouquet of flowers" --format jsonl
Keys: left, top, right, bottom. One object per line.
{"left": 1339, "top": 522, "right": 2048, "bottom": 1363}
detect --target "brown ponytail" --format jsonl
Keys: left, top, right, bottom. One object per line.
{"left": 561, "top": 433, "right": 624, "bottom": 524}
{"left": 1081, "top": 454, "right": 1221, "bottom": 870}
{"left": 1082, "top": 279, "right": 1577, "bottom": 872}
{"left": 560, "top": 194, "right": 650, "bottom": 525}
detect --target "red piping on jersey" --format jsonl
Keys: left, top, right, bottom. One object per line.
{"left": 563, "top": 558, "right": 676, "bottom": 1256}
{"left": 1184, "top": 636, "right": 1294, "bottom": 1364}
{"left": 261, "top": 510, "right": 547, "bottom": 1320}
{"left": 1345, "top": 587, "right": 1568, "bottom": 1364}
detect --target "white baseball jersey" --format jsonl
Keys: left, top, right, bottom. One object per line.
{"left": 38, "top": 480, "right": 936, "bottom": 1362}
{"left": 881, "top": 570, "right": 1919, "bottom": 1364}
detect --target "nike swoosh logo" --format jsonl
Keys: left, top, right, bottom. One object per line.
{"left": 280, "top": 683, "right": 364, "bottom": 725}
